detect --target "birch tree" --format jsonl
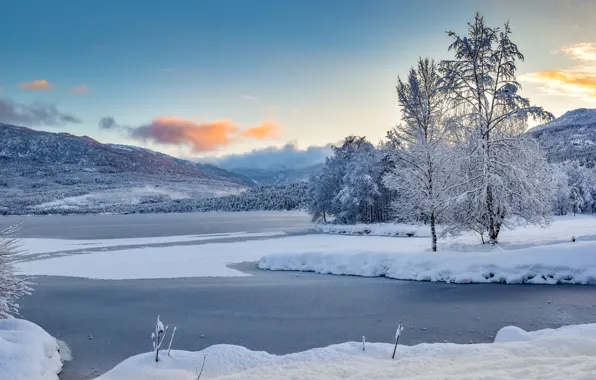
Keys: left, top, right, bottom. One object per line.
{"left": 440, "top": 13, "right": 554, "bottom": 243}
{"left": 383, "top": 58, "right": 452, "bottom": 251}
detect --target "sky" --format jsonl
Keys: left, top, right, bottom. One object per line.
{"left": 1, "top": 0, "right": 595, "bottom": 160}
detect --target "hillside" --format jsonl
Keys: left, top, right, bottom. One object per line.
{"left": 227, "top": 164, "right": 323, "bottom": 185}
{"left": 529, "top": 108, "right": 596, "bottom": 164}
{"left": 0, "top": 123, "right": 253, "bottom": 214}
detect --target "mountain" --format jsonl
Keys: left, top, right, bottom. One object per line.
{"left": 191, "top": 163, "right": 256, "bottom": 186}
{"left": 529, "top": 108, "right": 596, "bottom": 164}
{"left": 0, "top": 123, "right": 252, "bottom": 214}
{"left": 227, "top": 164, "right": 324, "bottom": 185}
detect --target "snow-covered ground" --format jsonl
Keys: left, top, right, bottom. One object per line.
{"left": 261, "top": 215, "right": 596, "bottom": 284}
{"left": 95, "top": 323, "right": 596, "bottom": 379}
{"left": 29, "top": 184, "right": 245, "bottom": 213}
{"left": 260, "top": 239, "right": 596, "bottom": 284}
{"left": 316, "top": 215, "right": 596, "bottom": 249}
{"left": 0, "top": 319, "right": 62, "bottom": 380}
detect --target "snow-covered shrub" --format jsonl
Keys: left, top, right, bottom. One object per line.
{"left": 151, "top": 315, "right": 176, "bottom": 362}
{"left": 0, "top": 224, "right": 32, "bottom": 318}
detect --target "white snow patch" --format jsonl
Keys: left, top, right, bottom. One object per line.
{"left": 259, "top": 239, "right": 596, "bottom": 284}
{"left": 260, "top": 216, "right": 596, "bottom": 284}
{"left": 0, "top": 319, "right": 62, "bottom": 380}
{"left": 95, "top": 323, "right": 596, "bottom": 380}
{"left": 32, "top": 186, "right": 191, "bottom": 210}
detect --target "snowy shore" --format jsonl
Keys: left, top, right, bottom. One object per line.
{"left": 95, "top": 323, "right": 596, "bottom": 379}
{"left": 260, "top": 215, "right": 596, "bottom": 285}
{"left": 0, "top": 319, "right": 63, "bottom": 380}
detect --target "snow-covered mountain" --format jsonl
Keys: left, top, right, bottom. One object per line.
{"left": 0, "top": 123, "right": 252, "bottom": 185}
{"left": 529, "top": 108, "right": 596, "bottom": 163}
{"left": 0, "top": 123, "right": 256, "bottom": 214}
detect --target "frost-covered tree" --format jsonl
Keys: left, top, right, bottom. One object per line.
{"left": 0, "top": 225, "right": 32, "bottom": 318}
{"left": 551, "top": 165, "right": 570, "bottom": 216}
{"left": 440, "top": 13, "right": 554, "bottom": 243}
{"left": 569, "top": 186, "right": 584, "bottom": 216}
{"left": 308, "top": 162, "right": 341, "bottom": 222}
{"left": 584, "top": 190, "right": 594, "bottom": 214}
{"left": 337, "top": 142, "right": 383, "bottom": 223}
{"left": 383, "top": 58, "right": 452, "bottom": 251}
{"left": 307, "top": 136, "right": 392, "bottom": 224}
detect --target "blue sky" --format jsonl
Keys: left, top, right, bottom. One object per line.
{"left": 1, "top": 0, "right": 595, "bottom": 158}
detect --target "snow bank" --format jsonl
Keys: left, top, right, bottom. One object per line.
{"left": 15, "top": 234, "right": 415, "bottom": 280}
{"left": 259, "top": 240, "right": 596, "bottom": 284}
{"left": 95, "top": 323, "right": 596, "bottom": 379}
{"left": 316, "top": 222, "right": 431, "bottom": 237}
{"left": 0, "top": 319, "right": 62, "bottom": 380}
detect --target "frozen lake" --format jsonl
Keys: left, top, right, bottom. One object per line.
{"left": 9, "top": 211, "right": 596, "bottom": 379}
{"left": 0, "top": 211, "right": 312, "bottom": 239}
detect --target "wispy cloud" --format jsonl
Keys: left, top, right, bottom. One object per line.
{"left": 240, "top": 94, "right": 259, "bottom": 101}
{"left": 0, "top": 97, "right": 81, "bottom": 126}
{"left": 521, "top": 42, "right": 596, "bottom": 102}
{"left": 99, "top": 116, "right": 281, "bottom": 152}
{"left": 70, "top": 85, "right": 89, "bottom": 95}
{"left": 241, "top": 121, "right": 280, "bottom": 139}
{"left": 19, "top": 79, "right": 54, "bottom": 91}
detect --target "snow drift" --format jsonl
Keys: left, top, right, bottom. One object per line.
{"left": 259, "top": 240, "right": 596, "bottom": 284}
{"left": 95, "top": 323, "right": 596, "bottom": 379}
{"left": 0, "top": 319, "right": 62, "bottom": 380}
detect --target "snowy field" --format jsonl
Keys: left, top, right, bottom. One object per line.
{"left": 95, "top": 323, "right": 596, "bottom": 379}
{"left": 0, "top": 319, "right": 62, "bottom": 380}
{"left": 13, "top": 215, "right": 596, "bottom": 284}
{"left": 261, "top": 215, "right": 596, "bottom": 284}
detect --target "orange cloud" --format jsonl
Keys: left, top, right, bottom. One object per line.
{"left": 128, "top": 117, "right": 281, "bottom": 152}
{"left": 19, "top": 79, "right": 54, "bottom": 91}
{"left": 521, "top": 42, "right": 596, "bottom": 102}
{"left": 242, "top": 121, "right": 281, "bottom": 139}
{"left": 70, "top": 85, "right": 89, "bottom": 94}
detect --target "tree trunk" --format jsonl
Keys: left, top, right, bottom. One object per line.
{"left": 486, "top": 186, "right": 498, "bottom": 244}
{"left": 430, "top": 212, "right": 437, "bottom": 252}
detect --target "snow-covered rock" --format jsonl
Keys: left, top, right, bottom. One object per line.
{"left": 0, "top": 319, "right": 62, "bottom": 380}
{"left": 95, "top": 323, "right": 596, "bottom": 379}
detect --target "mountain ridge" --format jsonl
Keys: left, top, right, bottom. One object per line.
{"left": 529, "top": 108, "right": 596, "bottom": 164}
